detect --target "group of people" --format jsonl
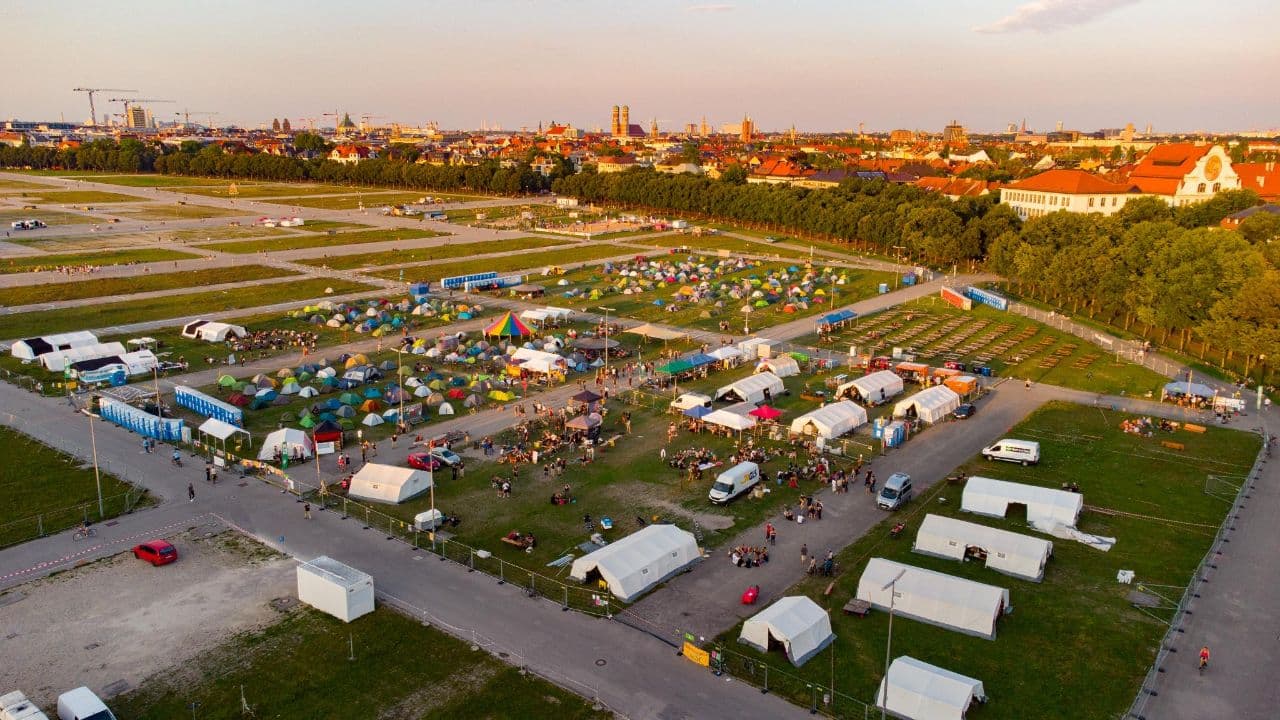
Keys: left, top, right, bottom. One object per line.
{"left": 730, "top": 545, "right": 770, "bottom": 568}
{"left": 1120, "top": 416, "right": 1174, "bottom": 437}
{"left": 226, "top": 329, "right": 320, "bottom": 357}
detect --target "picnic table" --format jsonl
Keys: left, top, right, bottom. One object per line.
{"left": 843, "top": 598, "right": 871, "bottom": 617}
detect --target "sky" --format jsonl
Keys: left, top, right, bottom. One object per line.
{"left": 3, "top": 0, "right": 1278, "bottom": 133}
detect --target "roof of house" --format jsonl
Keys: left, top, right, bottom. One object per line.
{"left": 1234, "top": 162, "right": 1280, "bottom": 199}
{"left": 1226, "top": 203, "right": 1280, "bottom": 220}
{"left": 1130, "top": 143, "right": 1214, "bottom": 179}
{"left": 1005, "top": 168, "right": 1138, "bottom": 195}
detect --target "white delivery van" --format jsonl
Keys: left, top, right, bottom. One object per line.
{"left": 709, "top": 461, "right": 761, "bottom": 504}
{"left": 877, "top": 472, "right": 913, "bottom": 511}
{"left": 1, "top": 690, "right": 50, "bottom": 720}
{"left": 56, "top": 688, "right": 115, "bottom": 720}
{"left": 982, "top": 438, "right": 1041, "bottom": 466}
{"left": 670, "top": 392, "right": 712, "bottom": 412}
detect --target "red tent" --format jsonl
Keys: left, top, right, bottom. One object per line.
{"left": 748, "top": 405, "right": 782, "bottom": 420}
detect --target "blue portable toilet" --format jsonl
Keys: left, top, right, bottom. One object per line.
{"left": 871, "top": 417, "right": 888, "bottom": 440}
{"left": 902, "top": 273, "right": 916, "bottom": 286}
{"left": 878, "top": 283, "right": 889, "bottom": 295}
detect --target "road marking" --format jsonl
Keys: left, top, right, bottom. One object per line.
{"left": 0, "top": 513, "right": 215, "bottom": 583}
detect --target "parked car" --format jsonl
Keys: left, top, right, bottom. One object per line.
{"left": 407, "top": 452, "right": 444, "bottom": 471}
{"left": 132, "top": 540, "right": 178, "bottom": 566}
{"left": 429, "top": 447, "right": 462, "bottom": 466}
{"left": 877, "top": 473, "right": 913, "bottom": 511}
{"left": 953, "top": 403, "right": 976, "bottom": 419}
{"left": 57, "top": 686, "right": 117, "bottom": 720}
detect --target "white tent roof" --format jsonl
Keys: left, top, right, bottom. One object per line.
{"left": 119, "top": 349, "right": 158, "bottom": 375}
{"left": 39, "top": 342, "right": 127, "bottom": 371}
{"left": 715, "top": 371, "right": 784, "bottom": 403}
{"left": 893, "top": 385, "right": 961, "bottom": 424}
{"left": 960, "top": 477, "right": 1083, "bottom": 531}
{"left": 838, "top": 370, "right": 904, "bottom": 405}
{"left": 197, "top": 417, "right": 248, "bottom": 441}
{"left": 876, "top": 656, "right": 987, "bottom": 720}
{"left": 706, "top": 346, "right": 742, "bottom": 361}
{"left": 856, "top": 558, "right": 1010, "bottom": 640}
{"left": 11, "top": 330, "right": 99, "bottom": 360}
{"left": 569, "top": 524, "right": 699, "bottom": 602}
{"left": 541, "top": 306, "right": 574, "bottom": 320}
{"left": 739, "top": 596, "right": 835, "bottom": 667}
{"left": 755, "top": 355, "right": 799, "bottom": 377}
{"left": 624, "top": 323, "right": 687, "bottom": 341}
{"left": 510, "top": 346, "right": 565, "bottom": 374}
{"left": 789, "top": 400, "right": 868, "bottom": 440}
{"left": 520, "top": 309, "right": 549, "bottom": 322}
{"left": 703, "top": 409, "right": 757, "bottom": 431}
{"left": 914, "top": 514, "right": 1053, "bottom": 582}
{"left": 347, "top": 463, "right": 433, "bottom": 504}
{"left": 257, "top": 428, "right": 314, "bottom": 460}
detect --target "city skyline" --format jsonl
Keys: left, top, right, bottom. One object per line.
{"left": 5, "top": 0, "right": 1280, "bottom": 133}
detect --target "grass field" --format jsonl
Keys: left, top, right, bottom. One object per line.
{"left": 0, "top": 209, "right": 96, "bottom": 226}
{"left": 110, "top": 606, "right": 608, "bottom": 720}
{"left": 17, "top": 190, "right": 141, "bottom": 204}
{"left": 110, "top": 203, "right": 242, "bottom": 220}
{"left": 716, "top": 401, "right": 1260, "bottom": 720}
{"left": 178, "top": 182, "right": 373, "bottom": 199}
{"left": 0, "top": 277, "right": 376, "bottom": 339}
{"left": 264, "top": 191, "right": 441, "bottom": 210}
{"left": 0, "top": 425, "right": 142, "bottom": 548}
{"left": 797, "top": 298, "right": 1170, "bottom": 395}
{"left": 0, "top": 179, "right": 50, "bottom": 190}
{"left": 0, "top": 265, "right": 296, "bottom": 307}
{"left": 296, "top": 236, "right": 573, "bottom": 270}
{"left": 641, "top": 233, "right": 811, "bottom": 258}
{"left": 0, "top": 248, "right": 199, "bottom": 274}
{"left": 195, "top": 227, "right": 446, "bottom": 254}
{"left": 374, "top": 243, "right": 639, "bottom": 284}
{"left": 163, "top": 225, "right": 287, "bottom": 243}
{"left": 80, "top": 174, "right": 225, "bottom": 188}
{"left": 295, "top": 220, "right": 368, "bottom": 232}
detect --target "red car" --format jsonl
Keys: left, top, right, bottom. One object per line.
{"left": 132, "top": 540, "right": 178, "bottom": 566}
{"left": 407, "top": 452, "right": 444, "bottom": 471}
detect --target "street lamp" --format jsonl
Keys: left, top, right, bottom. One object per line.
{"left": 80, "top": 408, "right": 105, "bottom": 519}
{"left": 880, "top": 568, "right": 907, "bottom": 720}
{"left": 395, "top": 346, "right": 407, "bottom": 425}
{"left": 596, "top": 307, "right": 612, "bottom": 381}
{"left": 891, "top": 246, "right": 906, "bottom": 289}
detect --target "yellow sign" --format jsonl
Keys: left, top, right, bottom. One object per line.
{"left": 682, "top": 642, "right": 709, "bottom": 667}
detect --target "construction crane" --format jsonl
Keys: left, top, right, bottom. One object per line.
{"left": 322, "top": 111, "right": 340, "bottom": 133}
{"left": 298, "top": 117, "right": 318, "bottom": 131}
{"left": 73, "top": 87, "right": 137, "bottom": 126}
{"left": 177, "top": 109, "right": 218, "bottom": 129}
{"left": 107, "top": 97, "right": 175, "bottom": 127}
{"left": 359, "top": 114, "right": 386, "bottom": 132}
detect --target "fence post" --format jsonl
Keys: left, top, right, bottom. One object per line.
{"left": 37, "top": 514, "right": 43, "bottom": 538}
{"left": 762, "top": 664, "right": 769, "bottom": 694}
{"left": 562, "top": 584, "right": 569, "bottom": 611}
{"left": 388, "top": 516, "right": 394, "bottom": 540}
{"left": 468, "top": 548, "right": 474, "bottom": 572}
{"left": 498, "top": 559, "right": 505, "bottom": 585}
{"left": 363, "top": 507, "right": 370, "bottom": 529}
{"left": 341, "top": 498, "right": 348, "bottom": 519}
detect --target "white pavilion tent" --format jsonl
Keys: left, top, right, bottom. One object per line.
{"left": 714, "top": 371, "right": 784, "bottom": 404}
{"left": 568, "top": 524, "right": 699, "bottom": 602}
{"left": 836, "top": 370, "right": 905, "bottom": 406}
{"left": 789, "top": 400, "right": 868, "bottom": 439}
{"left": 893, "top": 385, "right": 961, "bottom": 424}
{"left": 875, "top": 656, "right": 988, "bottom": 720}
{"left": 960, "top": 477, "right": 1083, "bottom": 531}
{"left": 346, "top": 463, "right": 433, "bottom": 504}
{"left": 913, "top": 514, "right": 1054, "bottom": 582}
{"left": 738, "top": 596, "right": 835, "bottom": 667}
{"left": 856, "top": 558, "right": 1010, "bottom": 640}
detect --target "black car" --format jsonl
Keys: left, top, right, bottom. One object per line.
{"left": 954, "top": 403, "right": 976, "bottom": 419}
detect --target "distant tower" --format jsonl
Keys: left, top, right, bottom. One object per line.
{"left": 620, "top": 105, "right": 630, "bottom": 136}
{"left": 1145, "top": 123, "right": 1153, "bottom": 136}
{"left": 272, "top": 118, "right": 281, "bottom": 132}
{"left": 1020, "top": 118, "right": 1028, "bottom": 133}
{"left": 611, "top": 105, "right": 620, "bottom": 136}
{"left": 282, "top": 118, "right": 291, "bottom": 133}
{"left": 700, "top": 116, "right": 709, "bottom": 137}
{"left": 740, "top": 114, "right": 753, "bottom": 143}
{"left": 789, "top": 124, "right": 797, "bottom": 143}
{"left": 650, "top": 118, "right": 659, "bottom": 139}
{"left": 1055, "top": 120, "right": 1064, "bottom": 132}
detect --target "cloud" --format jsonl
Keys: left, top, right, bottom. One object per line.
{"left": 685, "top": 3, "right": 735, "bottom": 12}
{"left": 973, "top": 0, "right": 1140, "bottom": 33}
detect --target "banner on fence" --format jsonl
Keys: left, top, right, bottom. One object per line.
{"left": 940, "top": 286, "right": 972, "bottom": 311}
{"left": 682, "top": 642, "right": 710, "bottom": 667}
{"left": 316, "top": 441, "right": 336, "bottom": 456}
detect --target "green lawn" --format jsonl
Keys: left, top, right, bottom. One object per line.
{"left": 0, "top": 179, "right": 50, "bottom": 190}
{"left": 263, "top": 191, "right": 440, "bottom": 210}
{"left": 642, "top": 233, "right": 811, "bottom": 258}
{"left": 295, "top": 220, "right": 369, "bottom": 233}
{"left": 0, "top": 425, "right": 143, "bottom": 548}
{"left": 110, "top": 203, "right": 242, "bottom": 220}
{"left": 110, "top": 606, "right": 608, "bottom": 720}
{"left": 164, "top": 225, "right": 288, "bottom": 243}
{"left": 0, "top": 248, "right": 199, "bottom": 275}
{"left": 178, "top": 182, "right": 400, "bottom": 199}
{"left": 196, "top": 227, "right": 445, "bottom": 254}
{"left": 0, "top": 278, "right": 376, "bottom": 338}
{"left": 17, "top": 190, "right": 141, "bottom": 204}
{"left": 796, "top": 298, "right": 1170, "bottom": 395}
{"left": 716, "top": 401, "right": 1260, "bottom": 720}
{"left": 0, "top": 209, "right": 96, "bottom": 227}
{"left": 373, "top": 244, "right": 639, "bottom": 285}
{"left": 81, "top": 174, "right": 225, "bottom": 188}
{"left": 296, "top": 236, "right": 573, "bottom": 270}
{"left": 0, "top": 265, "right": 296, "bottom": 307}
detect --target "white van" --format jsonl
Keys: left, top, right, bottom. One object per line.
{"left": 982, "top": 438, "right": 1041, "bottom": 466}
{"left": 56, "top": 688, "right": 115, "bottom": 720}
{"left": 670, "top": 392, "right": 712, "bottom": 412}
{"left": 1, "top": 690, "right": 50, "bottom": 720}
{"left": 877, "top": 472, "right": 913, "bottom": 511}
{"left": 708, "top": 461, "right": 760, "bottom": 504}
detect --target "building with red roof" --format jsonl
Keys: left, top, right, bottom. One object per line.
{"left": 1233, "top": 161, "right": 1280, "bottom": 202}
{"left": 1123, "top": 143, "right": 1239, "bottom": 206}
{"left": 1000, "top": 169, "right": 1140, "bottom": 220}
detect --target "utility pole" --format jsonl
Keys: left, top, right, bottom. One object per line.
{"left": 597, "top": 307, "right": 612, "bottom": 381}
{"left": 880, "top": 568, "right": 907, "bottom": 720}
{"left": 81, "top": 409, "right": 104, "bottom": 519}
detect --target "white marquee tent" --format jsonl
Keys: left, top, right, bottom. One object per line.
{"left": 893, "top": 385, "right": 961, "bottom": 424}
{"left": 715, "top": 371, "right": 784, "bottom": 404}
{"left": 11, "top": 330, "right": 99, "bottom": 360}
{"left": 257, "top": 428, "right": 314, "bottom": 461}
{"left": 703, "top": 409, "right": 757, "bottom": 432}
{"left": 856, "top": 558, "right": 1010, "bottom": 640}
{"left": 755, "top": 355, "right": 799, "bottom": 378}
{"left": 181, "top": 320, "right": 247, "bottom": 343}
{"left": 569, "top": 524, "right": 699, "bottom": 602}
{"left": 347, "top": 463, "right": 433, "bottom": 504}
{"left": 875, "top": 656, "right": 988, "bottom": 720}
{"left": 706, "top": 346, "right": 743, "bottom": 364}
{"left": 39, "top": 342, "right": 127, "bottom": 372}
{"left": 913, "top": 514, "right": 1054, "bottom": 582}
{"left": 837, "top": 370, "right": 904, "bottom": 406}
{"left": 960, "top": 477, "right": 1083, "bottom": 531}
{"left": 738, "top": 596, "right": 835, "bottom": 667}
{"left": 789, "top": 400, "right": 868, "bottom": 440}
{"left": 510, "top": 346, "right": 567, "bottom": 375}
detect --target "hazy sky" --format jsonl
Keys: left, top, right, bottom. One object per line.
{"left": 4, "top": 0, "right": 1277, "bottom": 133}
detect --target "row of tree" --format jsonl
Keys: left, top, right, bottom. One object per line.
{"left": 0, "top": 139, "right": 159, "bottom": 173}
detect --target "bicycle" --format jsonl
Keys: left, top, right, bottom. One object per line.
{"left": 72, "top": 527, "right": 96, "bottom": 541}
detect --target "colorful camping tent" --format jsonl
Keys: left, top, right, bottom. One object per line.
{"left": 484, "top": 311, "right": 532, "bottom": 338}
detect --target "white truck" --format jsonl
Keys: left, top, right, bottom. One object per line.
{"left": 708, "top": 461, "right": 761, "bottom": 504}
{"left": 56, "top": 687, "right": 115, "bottom": 720}
{"left": 669, "top": 392, "right": 712, "bottom": 412}
{"left": 1, "top": 690, "right": 50, "bottom": 720}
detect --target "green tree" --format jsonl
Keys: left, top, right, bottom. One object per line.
{"left": 719, "top": 164, "right": 747, "bottom": 185}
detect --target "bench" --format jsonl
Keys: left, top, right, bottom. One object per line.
{"left": 501, "top": 536, "right": 533, "bottom": 550}
{"left": 823, "top": 582, "right": 835, "bottom": 597}
{"left": 1183, "top": 423, "right": 1207, "bottom": 434}
{"left": 843, "top": 598, "right": 871, "bottom": 617}
{"left": 1161, "top": 441, "right": 1185, "bottom": 451}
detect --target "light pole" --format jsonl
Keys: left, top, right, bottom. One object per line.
{"left": 880, "top": 568, "right": 907, "bottom": 720}
{"left": 395, "top": 346, "right": 406, "bottom": 425}
{"left": 596, "top": 307, "right": 612, "bottom": 382}
{"left": 892, "top": 246, "right": 906, "bottom": 289}
{"left": 81, "top": 409, "right": 105, "bottom": 519}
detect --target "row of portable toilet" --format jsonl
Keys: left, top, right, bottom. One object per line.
{"left": 871, "top": 417, "right": 909, "bottom": 447}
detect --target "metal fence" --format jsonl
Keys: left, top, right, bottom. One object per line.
{"left": 1124, "top": 430, "right": 1269, "bottom": 719}
{"left": 0, "top": 488, "right": 149, "bottom": 550}
{"left": 1008, "top": 302, "right": 1189, "bottom": 381}
{"left": 708, "top": 643, "right": 874, "bottom": 719}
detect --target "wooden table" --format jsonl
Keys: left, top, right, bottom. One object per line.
{"left": 843, "top": 599, "right": 871, "bottom": 617}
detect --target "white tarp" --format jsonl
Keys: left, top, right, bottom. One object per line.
{"left": 893, "top": 385, "right": 961, "bottom": 424}
{"left": 755, "top": 355, "right": 799, "bottom": 378}
{"left": 624, "top": 323, "right": 687, "bottom": 341}
{"left": 837, "top": 370, "right": 904, "bottom": 406}
{"left": 707, "top": 346, "right": 743, "bottom": 362}
{"left": 39, "top": 342, "right": 127, "bottom": 372}
{"left": 913, "top": 514, "right": 1053, "bottom": 582}
{"left": 569, "top": 524, "right": 699, "bottom": 602}
{"left": 790, "top": 400, "right": 868, "bottom": 439}
{"left": 960, "top": 477, "right": 1083, "bottom": 531}
{"left": 11, "top": 330, "right": 98, "bottom": 360}
{"left": 856, "top": 558, "right": 1010, "bottom": 640}
{"left": 258, "top": 428, "right": 314, "bottom": 461}
{"left": 119, "top": 349, "right": 159, "bottom": 375}
{"left": 510, "top": 346, "right": 566, "bottom": 374}
{"left": 715, "top": 371, "right": 784, "bottom": 404}
{"left": 197, "top": 417, "right": 247, "bottom": 442}
{"left": 739, "top": 596, "right": 836, "bottom": 667}
{"left": 520, "top": 309, "right": 549, "bottom": 323}
{"left": 703, "top": 409, "right": 757, "bottom": 431}
{"left": 876, "top": 656, "right": 987, "bottom": 720}
{"left": 347, "top": 463, "right": 433, "bottom": 504}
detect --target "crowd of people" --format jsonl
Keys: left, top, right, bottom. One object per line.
{"left": 227, "top": 328, "right": 320, "bottom": 358}
{"left": 1120, "top": 416, "right": 1175, "bottom": 436}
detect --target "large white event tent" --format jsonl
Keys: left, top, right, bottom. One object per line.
{"left": 738, "top": 596, "right": 835, "bottom": 667}
{"left": 715, "top": 371, "right": 784, "bottom": 404}
{"left": 703, "top": 409, "right": 757, "bottom": 432}
{"left": 39, "top": 342, "right": 127, "bottom": 372}
{"left": 11, "top": 330, "right": 99, "bottom": 361}
{"left": 257, "top": 428, "right": 314, "bottom": 461}
{"left": 960, "top": 477, "right": 1083, "bottom": 531}
{"left": 569, "top": 524, "right": 699, "bottom": 602}
{"left": 509, "top": 346, "right": 567, "bottom": 375}
{"left": 856, "top": 558, "right": 1011, "bottom": 640}
{"left": 836, "top": 370, "right": 904, "bottom": 406}
{"left": 181, "top": 320, "right": 247, "bottom": 342}
{"left": 346, "top": 463, "right": 433, "bottom": 504}
{"left": 789, "top": 400, "right": 868, "bottom": 440}
{"left": 876, "top": 656, "right": 988, "bottom": 720}
{"left": 755, "top": 355, "right": 799, "bottom": 378}
{"left": 893, "top": 385, "right": 961, "bottom": 424}
{"left": 913, "top": 514, "right": 1054, "bottom": 582}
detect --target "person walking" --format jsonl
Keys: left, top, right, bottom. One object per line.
{"left": 187, "top": 483, "right": 195, "bottom": 502}
{"left": 800, "top": 543, "right": 808, "bottom": 565}
{"left": 304, "top": 502, "right": 312, "bottom": 520}
{"left": 205, "top": 464, "right": 212, "bottom": 484}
